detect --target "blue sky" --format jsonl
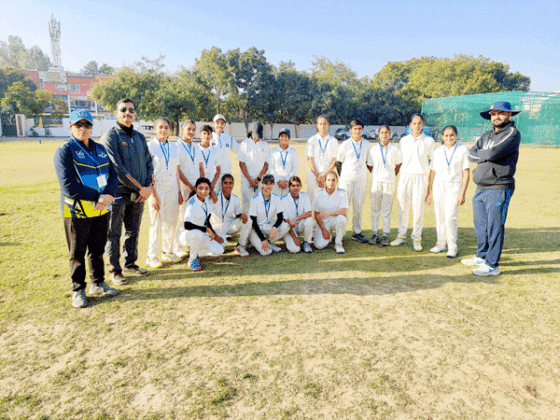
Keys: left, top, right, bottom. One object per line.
{"left": 1, "top": 0, "right": 559, "bottom": 92}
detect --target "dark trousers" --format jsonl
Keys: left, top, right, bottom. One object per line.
{"left": 472, "top": 188, "right": 514, "bottom": 268}
{"left": 64, "top": 213, "right": 110, "bottom": 291}
{"left": 105, "top": 195, "right": 145, "bottom": 274}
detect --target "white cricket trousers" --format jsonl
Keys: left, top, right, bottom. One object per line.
{"left": 284, "top": 218, "right": 314, "bottom": 253}
{"left": 433, "top": 181, "right": 461, "bottom": 253}
{"left": 307, "top": 170, "right": 321, "bottom": 206}
{"left": 240, "top": 177, "right": 261, "bottom": 214}
{"left": 239, "top": 221, "right": 290, "bottom": 256}
{"left": 215, "top": 218, "right": 246, "bottom": 246}
{"left": 314, "top": 215, "right": 347, "bottom": 249}
{"left": 397, "top": 173, "right": 428, "bottom": 241}
{"left": 174, "top": 184, "right": 195, "bottom": 254}
{"left": 370, "top": 181, "right": 397, "bottom": 235}
{"left": 147, "top": 184, "right": 179, "bottom": 259}
{"left": 339, "top": 178, "right": 367, "bottom": 234}
{"left": 179, "top": 230, "right": 224, "bottom": 260}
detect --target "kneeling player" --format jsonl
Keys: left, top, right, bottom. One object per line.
{"left": 281, "top": 176, "right": 314, "bottom": 253}
{"left": 179, "top": 178, "right": 224, "bottom": 271}
{"left": 237, "top": 174, "right": 290, "bottom": 256}
{"left": 313, "top": 171, "right": 348, "bottom": 254}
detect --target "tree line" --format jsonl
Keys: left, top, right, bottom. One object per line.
{"left": 0, "top": 36, "right": 531, "bottom": 131}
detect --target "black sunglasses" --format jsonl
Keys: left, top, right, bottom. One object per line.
{"left": 119, "top": 107, "right": 136, "bottom": 113}
{"left": 73, "top": 121, "right": 93, "bottom": 128}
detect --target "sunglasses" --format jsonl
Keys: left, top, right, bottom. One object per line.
{"left": 119, "top": 107, "right": 136, "bottom": 113}
{"left": 73, "top": 121, "right": 93, "bottom": 128}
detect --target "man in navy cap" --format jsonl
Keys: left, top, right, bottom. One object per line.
{"left": 462, "top": 101, "right": 521, "bottom": 276}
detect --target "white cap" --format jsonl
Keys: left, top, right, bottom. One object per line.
{"left": 213, "top": 114, "right": 226, "bottom": 123}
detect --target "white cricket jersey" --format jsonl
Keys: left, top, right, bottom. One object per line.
{"left": 211, "top": 132, "right": 239, "bottom": 175}
{"left": 269, "top": 146, "right": 299, "bottom": 182}
{"left": 148, "top": 138, "right": 180, "bottom": 186}
{"left": 211, "top": 191, "right": 242, "bottom": 224}
{"left": 305, "top": 134, "right": 339, "bottom": 173}
{"left": 281, "top": 192, "right": 312, "bottom": 221}
{"left": 430, "top": 143, "right": 470, "bottom": 183}
{"left": 312, "top": 188, "right": 348, "bottom": 213}
{"left": 249, "top": 192, "right": 283, "bottom": 226}
{"left": 184, "top": 194, "right": 214, "bottom": 226}
{"left": 399, "top": 133, "right": 435, "bottom": 176}
{"left": 237, "top": 138, "right": 271, "bottom": 178}
{"left": 177, "top": 140, "right": 202, "bottom": 185}
{"left": 199, "top": 144, "right": 221, "bottom": 183}
{"left": 366, "top": 142, "right": 403, "bottom": 184}
{"left": 337, "top": 138, "right": 372, "bottom": 181}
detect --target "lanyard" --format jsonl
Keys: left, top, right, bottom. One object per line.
{"left": 379, "top": 143, "right": 387, "bottom": 167}
{"left": 159, "top": 140, "right": 170, "bottom": 169}
{"left": 201, "top": 199, "right": 208, "bottom": 219}
{"left": 220, "top": 193, "right": 230, "bottom": 220}
{"left": 292, "top": 195, "right": 299, "bottom": 216}
{"left": 72, "top": 138, "right": 100, "bottom": 174}
{"left": 262, "top": 193, "right": 271, "bottom": 220}
{"left": 200, "top": 148, "right": 210, "bottom": 168}
{"left": 180, "top": 141, "right": 196, "bottom": 164}
{"left": 318, "top": 137, "right": 329, "bottom": 154}
{"left": 217, "top": 133, "right": 222, "bottom": 148}
{"left": 351, "top": 139, "right": 362, "bottom": 160}
{"left": 280, "top": 150, "right": 288, "bottom": 168}
{"left": 444, "top": 144, "right": 458, "bottom": 170}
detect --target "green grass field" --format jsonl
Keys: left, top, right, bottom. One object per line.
{"left": 0, "top": 140, "right": 559, "bottom": 419}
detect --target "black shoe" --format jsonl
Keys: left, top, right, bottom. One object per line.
{"left": 352, "top": 233, "right": 368, "bottom": 243}
{"left": 380, "top": 235, "right": 389, "bottom": 247}
{"left": 123, "top": 265, "right": 149, "bottom": 276}
{"left": 110, "top": 272, "right": 128, "bottom": 285}
{"left": 368, "top": 234, "right": 380, "bottom": 245}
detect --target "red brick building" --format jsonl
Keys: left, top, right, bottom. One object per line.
{"left": 21, "top": 68, "right": 112, "bottom": 113}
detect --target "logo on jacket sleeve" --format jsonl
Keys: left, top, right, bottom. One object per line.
{"left": 97, "top": 149, "right": 108, "bottom": 158}
{"left": 75, "top": 150, "right": 85, "bottom": 159}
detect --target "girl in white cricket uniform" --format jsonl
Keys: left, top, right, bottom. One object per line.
{"left": 175, "top": 120, "right": 202, "bottom": 254}
{"left": 210, "top": 174, "right": 245, "bottom": 247}
{"left": 237, "top": 174, "right": 290, "bottom": 256}
{"left": 269, "top": 128, "right": 299, "bottom": 198}
{"left": 179, "top": 177, "right": 224, "bottom": 271}
{"left": 237, "top": 122, "right": 271, "bottom": 214}
{"left": 336, "top": 119, "right": 371, "bottom": 243}
{"left": 313, "top": 171, "right": 348, "bottom": 254}
{"left": 391, "top": 114, "right": 435, "bottom": 251}
{"left": 426, "top": 125, "right": 470, "bottom": 258}
{"left": 366, "top": 125, "right": 403, "bottom": 246}
{"left": 306, "top": 116, "right": 338, "bottom": 204}
{"left": 198, "top": 125, "right": 221, "bottom": 195}
{"left": 146, "top": 118, "right": 183, "bottom": 268}
{"left": 281, "top": 176, "right": 314, "bottom": 254}
{"left": 211, "top": 114, "right": 239, "bottom": 181}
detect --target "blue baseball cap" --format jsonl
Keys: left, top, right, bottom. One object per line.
{"left": 480, "top": 101, "right": 521, "bottom": 120}
{"left": 278, "top": 128, "right": 291, "bottom": 138}
{"left": 70, "top": 110, "right": 93, "bottom": 124}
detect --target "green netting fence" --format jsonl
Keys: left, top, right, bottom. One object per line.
{"left": 422, "top": 91, "right": 560, "bottom": 146}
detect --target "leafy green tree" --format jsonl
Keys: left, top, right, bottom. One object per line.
{"left": 98, "top": 63, "right": 114, "bottom": 75}
{"left": 272, "top": 61, "right": 315, "bottom": 125}
{"left": 0, "top": 36, "right": 51, "bottom": 70}
{"left": 1, "top": 82, "right": 53, "bottom": 116}
{"left": 192, "top": 47, "right": 234, "bottom": 115}
{"left": 82, "top": 61, "right": 99, "bottom": 76}
{"left": 0, "top": 66, "right": 37, "bottom": 99}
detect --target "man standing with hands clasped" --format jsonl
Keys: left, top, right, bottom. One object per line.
{"left": 462, "top": 101, "right": 521, "bottom": 276}
{"left": 101, "top": 98, "right": 154, "bottom": 285}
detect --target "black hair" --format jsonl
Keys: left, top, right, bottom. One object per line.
{"left": 409, "top": 113, "right": 425, "bottom": 124}
{"left": 379, "top": 125, "right": 391, "bottom": 133}
{"left": 316, "top": 115, "right": 329, "bottom": 124}
{"left": 154, "top": 117, "right": 171, "bottom": 127}
{"left": 180, "top": 119, "right": 196, "bottom": 130}
{"left": 221, "top": 173, "right": 234, "bottom": 183}
{"left": 116, "top": 98, "right": 135, "bottom": 108}
{"left": 200, "top": 125, "right": 213, "bottom": 134}
{"left": 349, "top": 119, "right": 365, "bottom": 129}
{"left": 288, "top": 175, "right": 302, "bottom": 186}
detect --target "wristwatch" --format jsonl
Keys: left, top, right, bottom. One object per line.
{"left": 256, "top": 177, "right": 261, "bottom": 182}
{"left": 98, "top": 194, "right": 104, "bottom": 203}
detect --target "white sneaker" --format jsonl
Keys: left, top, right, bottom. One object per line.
{"left": 302, "top": 242, "right": 313, "bottom": 254}
{"left": 413, "top": 241, "right": 423, "bottom": 252}
{"left": 161, "top": 253, "right": 180, "bottom": 263}
{"left": 461, "top": 256, "right": 485, "bottom": 266}
{"left": 447, "top": 247, "right": 458, "bottom": 258}
{"left": 335, "top": 243, "right": 345, "bottom": 254}
{"left": 430, "top": 245, "right": 446, "bottom": 254}
{"left": 146, "top": 258, "right": 162, "bottom": 268}
{"left": 234, "top": 244, "right": 249, "bottom": 258}
{"left": 174, "top": 249, "right": 188, "bottom": 259}
{"left": 270, "top": 243, "right": 282, "bottom": 253}
{"left": 472, "top": 263, "right": 500, "bottom": 276}
{"left": 390, "top": 238, "right": 406, "bottom": 247}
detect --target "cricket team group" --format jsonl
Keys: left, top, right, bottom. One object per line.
{"left": 54, "top": 98, "right": 522, "bottom": 308}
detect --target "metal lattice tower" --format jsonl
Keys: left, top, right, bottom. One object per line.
{"left": 49, "top": 14, "right": 61, "bottom": 68}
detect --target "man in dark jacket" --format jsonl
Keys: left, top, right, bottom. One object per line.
{"left": 100, "top": 98, "right": 154, "bottom": 285}
{"left": 461, "top": 101, "right": 521, "bottom": 276}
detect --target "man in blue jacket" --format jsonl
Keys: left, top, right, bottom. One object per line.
{"left": 462, "top": 101, "right": 521, "bottom": 276}
{"left": 100, "top": 99, "right": 154, "bottom": 285}
{"left": 54, "top": 110, "right": 120, "bottom": 308}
